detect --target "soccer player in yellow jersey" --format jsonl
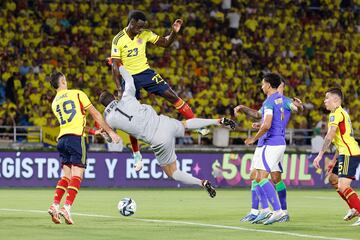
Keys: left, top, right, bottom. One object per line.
{"left": 313, "top": 88, "right": 360, "bottom": 226}
{"left": 110, "top": 11, "right": 193, "bottom": 119}
{"left": 110, "top": 10, "right": 203, "bottom": 163}
{"left": 47, "top": 72, "right": 120, "bottom": 225}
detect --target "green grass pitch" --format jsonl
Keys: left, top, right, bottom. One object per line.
{"left": 0, "top": 188, "right": 358, "bottom": 240}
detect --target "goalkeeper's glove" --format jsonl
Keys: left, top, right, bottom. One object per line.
{"left": 133, "top": 151, "right": 143, "bottom": 172}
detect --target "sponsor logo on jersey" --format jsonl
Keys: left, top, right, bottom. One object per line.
{"left": 275, "top": 98, "right": 283, "bottom": 105}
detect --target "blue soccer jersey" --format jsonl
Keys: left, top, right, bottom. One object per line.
{"left": 283, "top": 96, "right": 292, "bottom": 127}
{"left": 257, "top": 105, "right": 265, "bottom": 147}
{"left": 257, "top": 92, "right": 286, "bottom": 146}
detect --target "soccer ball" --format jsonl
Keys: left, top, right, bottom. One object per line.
{"left": 118, "top": 198, "right": 136, "bottom": 216}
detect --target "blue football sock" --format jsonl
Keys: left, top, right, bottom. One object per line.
{"left": 275, "top": 180, "right": 287, "bottom": 211}
{"left": 251, "top": 180, "right": 259, "bottom": 210}
{"left": 260, "top": 179, "right": 281, "bottom": 211}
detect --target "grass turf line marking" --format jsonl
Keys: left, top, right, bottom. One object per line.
{"left": 131, "top": 218, "right": 352, "bottom": 240}
{"left": 0, "top": 208, "right": 352, "bottom": 240}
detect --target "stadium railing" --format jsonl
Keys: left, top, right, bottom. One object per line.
{"left": 194, "top": 128, "right": 313, "bottom": 145}
{"left": 0, "top": 125, "right": 42, "bottom": 143}
{"left": 0, "top": 126, "right": 358, "bottom": 149}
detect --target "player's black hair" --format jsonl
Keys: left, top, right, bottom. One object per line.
{"left": 263, "top": 73, "right": 282, "bottom": 89}
{"left": 326, "top": 87, "right": 343, "bottom": 101}
{"left": 280, "top": 75, "right": 287, "bottom": 84}
{"left": 99, "top": 90, "right": 115, "bottom": 107}
{"left": 128, "top": 10, "right": 147, "bottom": 23}
{"left": 49, "top": 71, "right": 65, "bottom": 89}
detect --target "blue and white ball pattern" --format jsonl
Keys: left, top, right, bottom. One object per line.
{"left": 118, "top": 198, "right": 136, "bottom": 216}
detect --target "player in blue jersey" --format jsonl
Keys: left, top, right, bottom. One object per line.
{"left": 235, "top": 77, "right": 302, "bottom": 223}
{"left": 235, "top": 74, "right": 302, "bottom": 225}
{"left": 262, "top": 79, "right": 302, "bottom": 223}
{"left": 245, "top": 73, "right": 286, "bottom": 225}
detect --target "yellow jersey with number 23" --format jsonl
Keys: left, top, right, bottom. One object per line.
{"left": 111, "top": 28, "right": 159, "bottom": 75}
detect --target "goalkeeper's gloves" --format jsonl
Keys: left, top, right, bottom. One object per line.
{"left": 100, "top": 131, "right": 112, "bottom": 143}
{"left": 133, "top": 151, "right": 143, "bottom": 172}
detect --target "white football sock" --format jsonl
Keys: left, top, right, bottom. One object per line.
{"left": 64, "top": 204, "right": 71, "bottom": 211}
{"left": 251, "top": 209, "right": 259, "bottom": 215}
{"left": 172, "top": 170, "right": 202, "bottom": 186}
{"left": 185, "top": 118, "right": 219, "bottom": 129}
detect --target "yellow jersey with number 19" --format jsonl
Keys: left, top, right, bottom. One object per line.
{"left": 328, "top": 106, "right": 360, "bottom": 156}
{"left": 51, "top": 89, "right": 92, "bottom": 140}
{"left": 111, "top": 28, "right": 159, "bottom": 75}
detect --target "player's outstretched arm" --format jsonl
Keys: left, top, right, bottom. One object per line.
{"left": 87, "top": 105, "right": 120, "bottom": 143}
{"left": 111, "top": 58, "right": 123, "bottom": 92}
{"left": 155, "top": 19, "right": 182, "bottom": 48}
{"left": 118, "top": 65, "right": 136, "bottom": 97}
{"left": 234, "top": 105, "right": 261, "bottom": 120}
{"left": 292, "top": 97, "right": 304, "bottom": 112}
{"left": 129, "top": 135, "right": 142, "bottom": 171}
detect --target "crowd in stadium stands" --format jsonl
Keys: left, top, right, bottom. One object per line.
{"left": 0, "top": 0, "right": 359, "bottom": 143}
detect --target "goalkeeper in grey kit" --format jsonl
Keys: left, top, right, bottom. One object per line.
{"left": 99, "top": 63, "right": 237, "bottom": 198}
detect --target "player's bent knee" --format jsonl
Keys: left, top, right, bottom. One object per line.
{"left": 62, "top": 165, "right": 72, "bottom": 179}
{"left": 161, "top": 161, "right": 177, "bottom": 178}
{"left": 338, "top": 184, "right": 347, "bottom": 193}
{"left": 249, "top": 169, "right": 256, "bottom": 181}
{"left": 71, "top": 165, "right": 85, "bottom": 178}
{"left": 338, "top": 180, "right": 351, "bottom": 193}
{"left": 255, "top": 170, "right": 269, "bottom": 183}
{"left": 270, "top": 172, "right": 281, "bottom": 184}
{"left": 328, "top": 173, "right": 338, "bottom": 187}
{"left": 255, "top": 176, "right": 263, "bottom": 183}
{"left": 162, "top": 167, "right": 174, "bottom": 178}
{"left": 162, "top": 89, "right": 179, "bottom": 104}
